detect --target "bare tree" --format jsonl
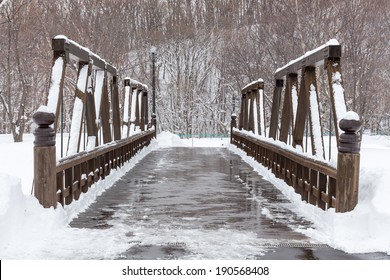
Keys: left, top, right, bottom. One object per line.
{"left": 1, "top": 0, "right": 390, "bottom": 139}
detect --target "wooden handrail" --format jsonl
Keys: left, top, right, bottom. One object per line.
{"left": 54, "top": 129, "right": 155, "bottom": 206}
{"left": 233, "top": 130, "right": 337, "bottom": 178}
{"left": 274, "top": 40, "right": 341, "bottom": 79}
{"left": 52, "top": 36, "right": 117, "bottom": 76}
{"left": 56, "top": 130, "right": 154, "bottom": 172}
{"left": 231, "top": 129, "right": 337, "bottom": 210}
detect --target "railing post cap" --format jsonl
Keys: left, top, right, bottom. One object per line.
{"left": 339, "top": 118, "right": 362, "bottom": 134}
{"left": 231, "top": 113, "right": 237, "bottom": 119}
{"left": 33, "top": 107, "right": 56, "bottom": 147}
{"left": 338, "top": 112, "right": 362, "bottom": 154}
{"left": 33, "top": 110, "right": 55, "bottom": 126}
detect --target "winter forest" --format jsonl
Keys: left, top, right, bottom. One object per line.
{"left": 0, "top": 0, "right": 389, "bottom": 142}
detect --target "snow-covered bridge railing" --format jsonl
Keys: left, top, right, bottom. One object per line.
{"left": 238, "top": 79, "right": 267, "bottom": 136}
{"left": 231, "top": 40, "right": 362, "bottom": 213}
{"left": 33, "top": 36, "right": 155, "bottom": 208}
{"left": 55, "top": 130, "right": 154, "bottom": 206}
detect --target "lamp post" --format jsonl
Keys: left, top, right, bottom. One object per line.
{"left": 150, "top": 46, "right": 157, "bottom": 115}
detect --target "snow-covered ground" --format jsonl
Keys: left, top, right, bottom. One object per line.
{"left": 0, "top": 132, "right": 389, "bottom": 259}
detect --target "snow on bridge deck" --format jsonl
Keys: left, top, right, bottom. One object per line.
{"left": 70, "top": 145, "right": 379, "bottom": 260}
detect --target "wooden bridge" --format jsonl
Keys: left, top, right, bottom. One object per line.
{"left": 33, "top": 37, "right": 361, "bottom": 217}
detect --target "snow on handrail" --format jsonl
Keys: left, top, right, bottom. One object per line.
{"left": 124, "top": 77, "right": 148, "bottom": 91}
{"left": 242, "top": 78, "right": 264, "bottom": 92}
{"left": 275, "top": 39, "right": 341, "bottom": 79}
{"left": 52, "top": 35, "right": 117, "bottom": 76}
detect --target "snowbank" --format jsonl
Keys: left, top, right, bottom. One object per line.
{"left": 228, "top": 135, "right": 390, "bottom": 255}
{"left": 0, "top": 173, "right": 68, "bottom": 258}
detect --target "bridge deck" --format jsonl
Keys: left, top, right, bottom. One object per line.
{"left": 70, "top": 147, "right": 384, "bottom": 259}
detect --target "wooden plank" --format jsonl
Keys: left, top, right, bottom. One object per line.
{"left": 140, "top": 90, "right": 146, "bottom": 131}
{"left": 280, "top": 155, "right": 286, "bottom": 180}
{"left": 100, "top": 74, "right": 112, "bottom": 143}
{"left": 318, "top": 173, "right": 327, "bottom": 210}
{"left": 252, "top": 89, "right": 260, "bottom": 135}
{"left": 56, "top": 171, "right": 64, "bottom": 206}
{"left": 302, "top": 166, "right": 310, "bottom": 202}
{"left": 108, "top": 151, "right": 113, "bottom": 175}
{"left": 64, "top": 168, "right": 73, "bottom": 205}
{"left": 73, "top": 164, "right": 81, "bottom": 200}
{"left": 269, "top": 79, "right": 283, "bottom": 139}
{"left": 248, "top": 90, "right": 254, "bottom": 132}
{"left": 295, "top": 162, "right": 303, "bottom": 196}
{"left": 312, "top": 186, "right": 319, "bottom": 198}
{"left": 291, "top": 173, "right": 297, "bottom": 191}
{"left": 239, "top": 93, "right": 246, "bottom": 129}
{"left": 112, "top": 76, "right": 122, "bottom": 140}
{"left": 279, "top": 74, "right": 296, "bottom": 143}
{"left": 328, "top": 177, "right": 337, "bottom": 209}
{"left": 134, "top": 87, "right": 141, "bottom": 129}
{"left": 285, "top": 158, "right": 292, "bottom": 186}
{"left": 81, "top": 161, "right": 88, "bottom": 193}
{"left": 290, "top": 75, "right": 299, "bottom": 130}
{"left": 331, "top": 197, "right": 337, "bottom": 208}
{"left": 243, "top": 92, "right": 249, "bottom": 130}
{"left": 122, "top": 78, "right": 132, "bottom": 137}
{"left": 292, "top": 73, "right": 307, "bottom": 148}
{"left": 321, "top": 192, "right": 330, "bottom": 205}
{"left": 258, "top": 88, "right": 266, "bottom": 136}
{"left": 99, "top": 154, "right": 105, "bottom": 180}
{"left": 309, "top": 169, "right": 318, "bottom": 205}
{"left": 256, "top": 144, "right": 261, "bottom": 162}
{"left": 87, "top": 158, "right": 95, "bottom": 188}
{"left": 62, "top": 187, "right": 70, "bottom": 198}
{"left": 85, "top": 71, "right": 98, "bottom": 149}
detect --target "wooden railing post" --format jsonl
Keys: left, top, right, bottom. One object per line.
{"left": 230, "top": 114, "right": 237, "bottom": 144}
{"left": 269, "top": 79, "right": 283, "bottom": 140}
{"left": 33, "top": 109, "right": 57, "bottom": 208}
{"left": 336, "top": 114, "right": 362, "bottom": 212}
{"left": 112, "top": 76, "right": 122, "bottom": 140}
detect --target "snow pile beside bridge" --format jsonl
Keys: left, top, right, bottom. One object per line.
{"left": 228, "top": 135, "right": 390, "bottom": 255}
{"left": 0, "top": 173, "right": 68, "bottom": 258}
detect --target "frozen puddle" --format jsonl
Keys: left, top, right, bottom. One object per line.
{"left": 70, "top": 148, "right": 375, "bottom": 259}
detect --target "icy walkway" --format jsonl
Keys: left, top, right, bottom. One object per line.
{"left": 70, "top": 147, "right": 384, "bottom": 259}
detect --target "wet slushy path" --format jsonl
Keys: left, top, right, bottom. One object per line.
{"left": 70, "top": 147, "right": 388, "bottom": 259}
